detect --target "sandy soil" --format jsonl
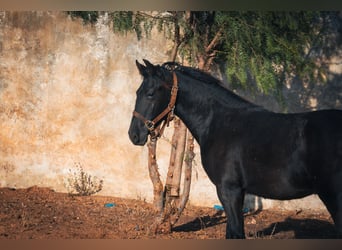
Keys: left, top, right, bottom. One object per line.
{"left": 0, "top": 186, "right": 340, "bottom": 239}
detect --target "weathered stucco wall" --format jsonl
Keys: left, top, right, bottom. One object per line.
{"left": 0, "top": 12, "right": 341, "bottom": 210}
{"left": 0, "top": 11, "right": 219, "bottom": 207}
{"left": 0, "top": 12, "right": 152, "bottom": 194}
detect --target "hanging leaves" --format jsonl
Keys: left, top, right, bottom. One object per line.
{"left": 66, "top": 11, "right": 340, "bottom": 97}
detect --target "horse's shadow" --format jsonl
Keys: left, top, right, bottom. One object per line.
{"left": 173, "top": 211, "right": 340, "bottom": 239}
{"left": 257, "top": 217, "right": 340, "bottom": 239}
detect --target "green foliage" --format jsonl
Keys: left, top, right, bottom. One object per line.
{"left": 66, "top": 11, "right": 339, "bottom": 98}
{"left": 165, "top": 11, "right": 336, "bottom": 95}
{"left": 205, "top": 11, "right": 332, "bottom": 94}
{"left": 67, "top": 11, "right": 99, "bottom": 24}
{"left": 66, "top": 162, "right": 103, "bottom": 196}
{"left": 111, "top": 11, "right": 134, "bottom": 34}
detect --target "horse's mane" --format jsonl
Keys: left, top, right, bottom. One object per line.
{"left": 161, "top": 61, "right": 261, "bottom": 110}
{"left": 161, "top": 62, "right": 225, "bottom": 88}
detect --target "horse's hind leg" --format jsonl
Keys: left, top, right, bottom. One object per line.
{"left": 216, "top": 183, "right": 245, "bottom": 239}
{"left": 336, "top": 194, "right": 342, "bottom": 236}
{"left": 318, "top": 189, "right": 342, "bottom": 237}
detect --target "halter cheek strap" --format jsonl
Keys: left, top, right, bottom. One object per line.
{"left": 133, "top": 71, "right": 178, "bottom": 140}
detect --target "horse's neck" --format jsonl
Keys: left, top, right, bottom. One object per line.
{"left": 174, "top": 73, "right": 258, "bottom": 144}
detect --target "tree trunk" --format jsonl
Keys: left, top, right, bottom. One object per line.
{"left": 165, "top": 118, "right": 187, "bottom": 197}
{"left": 147, "top": 138, "right": 164, "bottom": 213}
{"left": 169, "top": 132, "right": 194, "bottom": 226}
{"left": 152, "top": 118, "right": 191, "bottom": 233}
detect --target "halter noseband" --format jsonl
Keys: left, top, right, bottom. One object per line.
{"left": 133, "top": 71, "right": 178, "bottom": 140}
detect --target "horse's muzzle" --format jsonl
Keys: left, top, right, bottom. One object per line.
{"left": 128, "top": 130, "right": 147, "bottom": 146}
{"left": 128, "top": 119, "right": 148, "bottom": 146}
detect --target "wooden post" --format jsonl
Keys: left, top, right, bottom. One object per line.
{"left": 170, "top": 132, "right": 194, "bottom": 226}
{"left": 165, "top": 118, "right": 187, "bottom": 197}
{"left": 147, "top": 138, "right": 164, "bottom": 213}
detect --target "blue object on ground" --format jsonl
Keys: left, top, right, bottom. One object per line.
{"left": 213, "top": 205, "right": 250, "bottom": 213}
{"left": 242, "top": 207, "right": 249, "bottom": 214}
{"left": 213, "top": 204, "right": 224, "bottom": 211}
{"left": 104, "top": 203, "right": 116, "bottom": 208}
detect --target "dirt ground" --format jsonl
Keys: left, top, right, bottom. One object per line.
{"left": 0, "top": 186, "right": 340, "bottom": 239}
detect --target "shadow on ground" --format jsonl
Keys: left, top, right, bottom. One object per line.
{"left": 258, "top": 217, "right": 340, "bottom": 239}
{"left": 173, "top": 211, "right": 340, "bottom": 239}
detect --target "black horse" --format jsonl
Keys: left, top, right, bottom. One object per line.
{"left": 128, "top": 59, "right": 342, "bottom": 239}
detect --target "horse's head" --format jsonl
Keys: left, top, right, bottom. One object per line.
{"left": 128, "top": 59, "right": 177, "bottom": 146}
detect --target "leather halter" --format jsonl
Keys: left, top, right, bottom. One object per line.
{"left": 133, "top": 71, "right": 178, "bottom": 140}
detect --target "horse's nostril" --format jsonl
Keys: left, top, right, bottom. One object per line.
{"left": 129, "top": 131, "right": 147, "bottom": 146}
{"left": 129, "top": 131, "right": 139, "bottom": 144}
{"left": 133, "top": 134, "right": 139, "bottom": 143}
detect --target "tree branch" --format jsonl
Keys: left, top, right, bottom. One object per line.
{"left": 205, "top": 27, "right": 224, "bottom": 53}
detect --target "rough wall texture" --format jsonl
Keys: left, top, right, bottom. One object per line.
{"left": 0, "top": 11, "right": 167, "bottom": 198}
{"left": 0, "top": 12, "right": 341, "bottom": 210}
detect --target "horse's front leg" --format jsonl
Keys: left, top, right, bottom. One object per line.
{"left": 216, "top": 183, "right": 245, "bottom": 239}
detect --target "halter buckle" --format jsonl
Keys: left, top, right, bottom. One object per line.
{"left": 144, "top": 120, "right": 155, "bottom": 131}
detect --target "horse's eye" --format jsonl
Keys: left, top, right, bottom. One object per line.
{"left": 147, "top": 90, "right": 154, "bottom": 99}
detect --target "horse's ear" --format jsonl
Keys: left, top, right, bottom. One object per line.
{"left": 136, "top": 60, "right": 148, "bottom": 76}
{"left": 143, "top": 59, "right": 156, "bottom": 75}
